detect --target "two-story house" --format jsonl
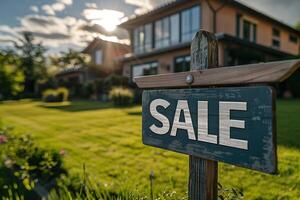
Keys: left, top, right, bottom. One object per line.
{"left": 56, "top": 37, "right": 130, "bottom": 96}
{"left": 119, "top": 0, "right": 300, "bottom": 81}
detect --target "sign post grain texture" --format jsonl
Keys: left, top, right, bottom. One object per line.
{"left": 189, "top": 31, "right": 218, "bottom": 200}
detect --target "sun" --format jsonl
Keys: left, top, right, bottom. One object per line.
{"left": 84, "top": 9, "right": 125, "bottom": 32}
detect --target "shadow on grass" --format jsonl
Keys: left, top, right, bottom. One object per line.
{"left": 39, "top": 101, "right": 114, "bottom": 112}
{"left": 127, "top": 111, "right": 142, "bottom": 116}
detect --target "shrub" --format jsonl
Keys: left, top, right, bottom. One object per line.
{"left": 0, "top": 124, "right": 67, "bottom": 199}
{"left": 109, "top": 87, "right": 133, "bottom": 106}
{"left": 42, "top": 87, "right": 69, "bottom": 102}
{"left": 104, "top": 74, "right": 129, "bottom": 89}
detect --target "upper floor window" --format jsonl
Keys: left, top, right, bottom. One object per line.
{"left": 133, "top": 23, "right": 152, "bottom": 54}
{"left": 95, "top": 50, "right": 103, "bottom": 65}
{"left": 289, "top": 34, "right": 298, "bottom": 44}
{"left": 155, "top": 13, "right": 180, "bottom": 49}
{"left": 272, "top": 28, "right": 280, "bottom": 37}
{"left": 133, "top": 5, "right": 200, "bottom": 53}
{"left": 272, "top": 27, "right": 280, "bottom": 48}
{"left": 181, "top": 6, "right": 200, "bottom": 42}
{"left": 236, "top": 15, "right": 256, "bottom": 43}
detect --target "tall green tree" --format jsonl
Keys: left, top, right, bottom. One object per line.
{"left": 14, "top": 32, "right": 47, "bottom": 95}
{"left": 0, "top": 50, "right": 24, "bottom": 100}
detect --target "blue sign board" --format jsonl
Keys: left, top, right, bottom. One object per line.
{"left": 142, "top": 86, "right": 277, "bottom": 174}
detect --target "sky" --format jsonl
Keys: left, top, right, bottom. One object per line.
{"left": 0, "top": 0, "right": 299, "bottom": 55}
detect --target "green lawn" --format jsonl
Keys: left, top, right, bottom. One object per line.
{"left": 0, "top": 99, "right": 300, "bottom": 199}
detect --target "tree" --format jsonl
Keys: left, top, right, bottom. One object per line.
{"left": 0, "top": 50, "right": 24, "bottom": 100}
{"left": 50, "top": 49, "right": 90, "bottom": 69}
{"left": 14, "top": 32, "right": 47, "bottom": 95}
{"left": 295, "top": 21, "right": 300, "bottom": 31}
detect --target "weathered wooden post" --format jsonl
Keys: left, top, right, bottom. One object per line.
{"left": 189, "top": 30, "right": 218, "bottom": 200}
{"left": 135, "top": 29, "right": 300, "bottom": 200}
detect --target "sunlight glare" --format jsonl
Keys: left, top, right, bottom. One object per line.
{"left": 83, "top": 9, "right": 124, "bottom": 32}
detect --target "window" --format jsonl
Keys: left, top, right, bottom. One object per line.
{"left": 133, "top": 5, "right": 200, "bottom": 52}
{"left": 236, "top": 15, "right": 257, "bottom": 43}
{"left": 95, "top": 50, "right": 103, "bottom": 65}
{"left": 181, "top": 6, "right": 200, "bottom": 42}
{"left": 272, "top": 28, "right": 280, "bottom": 37}
{"left": 170, "top": 14, "right": 180, "bottom": 44}
{"left": 132, "top": 62, "right": 158, "bottom": 80}
{"left": 155, "top": 13, "right": 180, "bottom": 49}
{"left": 155, "top": 18, "right": 170, "bottom": 48}
{"left": 133, "top": 23, "right": 152, "bottom": 54}
{"left": 174, "top": 55, "right": 191, "bottom": 72}
{"left": 289, "top": 35, "right": 298, "bottom": 44}
{"left": 272, "top": 27, "right": 280, "bottom": 48}
{"left": 272, "top": 39, "right": 280, "bottom": 48}
{"left": 243, "top": 20, "right": 251, "bottom": 41}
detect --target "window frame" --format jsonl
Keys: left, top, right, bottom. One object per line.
{"left": 94, "top": 49, "right": 103, "bottom": 65}
{"left": 289, "top": 34, "right": 298, "bottom": 44}
{"left": 131, "top": 61, "right": 158, "bottom": 81}
{"left": 173, "top": 55, "right": 191, "bottom": 73}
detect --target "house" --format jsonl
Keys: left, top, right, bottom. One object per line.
{"left": 55, "top": 37, "right": 130, "bottom": 96}
{"left": 119, "top": 0, "right": 300, "bottom": 81}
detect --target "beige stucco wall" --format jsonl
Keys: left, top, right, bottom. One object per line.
{"left": 201, "top": 0, "right": 299, "bottom": 55}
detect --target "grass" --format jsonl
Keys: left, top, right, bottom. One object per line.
{"left": 0, "top": 99, "right": 299, "bottom": 199}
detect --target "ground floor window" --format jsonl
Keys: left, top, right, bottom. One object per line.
{"left": 132, "top": 62, "right": 158, "bottom": 80}
{"left": 174, "top": 55, "right": 191, "bottom": 72}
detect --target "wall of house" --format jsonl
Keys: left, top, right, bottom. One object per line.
{"left": 122, "top": 44, "right": 227, "bottom": 78}
{"left": 202, "top": 0, "right": 300, "bottom": 55}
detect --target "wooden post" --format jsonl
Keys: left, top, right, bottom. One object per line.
{"left": 188, "top": 30, "right": 219, "bottom": 200}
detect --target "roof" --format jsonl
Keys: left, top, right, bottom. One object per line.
{"left": 82, "top": 37, "right": 129, "bottom": 54}
{"left": 216, "top": 33, "right": 293, "bottom": 57}
{"left": 120, "top": 0, "right": 300, "bottom": 35}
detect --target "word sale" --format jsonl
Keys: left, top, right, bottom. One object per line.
{"left": 149, "top": 99, "right": 249, "bottom": 150}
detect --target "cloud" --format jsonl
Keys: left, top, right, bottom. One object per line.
{"left": 52, "top": 3, "right": 66, "bottom": 12}
{"left": 82, "top": 9, "right": 125, "bottom": 31}
{"left": 0, "top": 13, "right": 129, "bottom": 54}
{"left": 85, "top": 3, "right": 97, "bottom": 9}
{"left": 30, "top": 6, "right": 39, "bottom": 13}
{"left": 42, "top": 5, "right": 55, "bottom": 15}
{"left": 125, "top": 0, "right": 153, "bottom": 14}
{"left": 41, "top": 0, "right": 73, "bottom": 16}
{"left": 58, "top": 0, "right": 73, "bottom": 6}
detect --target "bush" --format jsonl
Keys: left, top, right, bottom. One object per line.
{"left": 104, "top": 74, "right": 129, "bottom": 89}
{"left": 0, "top": 124, "right": 67, "bottom": 199}
{"left": 109, "top": 87, "right": 134, "bottom": 106}
{"left": 42, "top": 87, "right": 69, "bottom": 102}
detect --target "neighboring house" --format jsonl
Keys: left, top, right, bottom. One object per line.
{"left": 55, "top": 37, "right": 130, "bottom": 96}
{"left": 119, "top": 0, "right": 300, "bottom": 81}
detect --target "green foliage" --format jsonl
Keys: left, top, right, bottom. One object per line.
{"left": 0, "top": 51, "right": 24, "bottom": 100}
{"left": 295, "top": 21, "right": 300, "bottom": 31}
{"left": 14, "top": 32, "right": 47, "bottom": 95}
{"left": 42, "top": 87, "right": 69, "bottom": 102}
{"left": 50, "top": 49, "right": 90, "bottom": 69}
{"left": 109, "top": 87, "right": 134, "bottom": 106}
{"left": 104, "top": 74, "right": 129, "bottom": 89}
{"left": 0, "top": 124, "right": 67, "bottom": 199}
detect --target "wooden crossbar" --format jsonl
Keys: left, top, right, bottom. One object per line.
{"left": 134, "top": 59, "right": 300, "bottom": 89}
